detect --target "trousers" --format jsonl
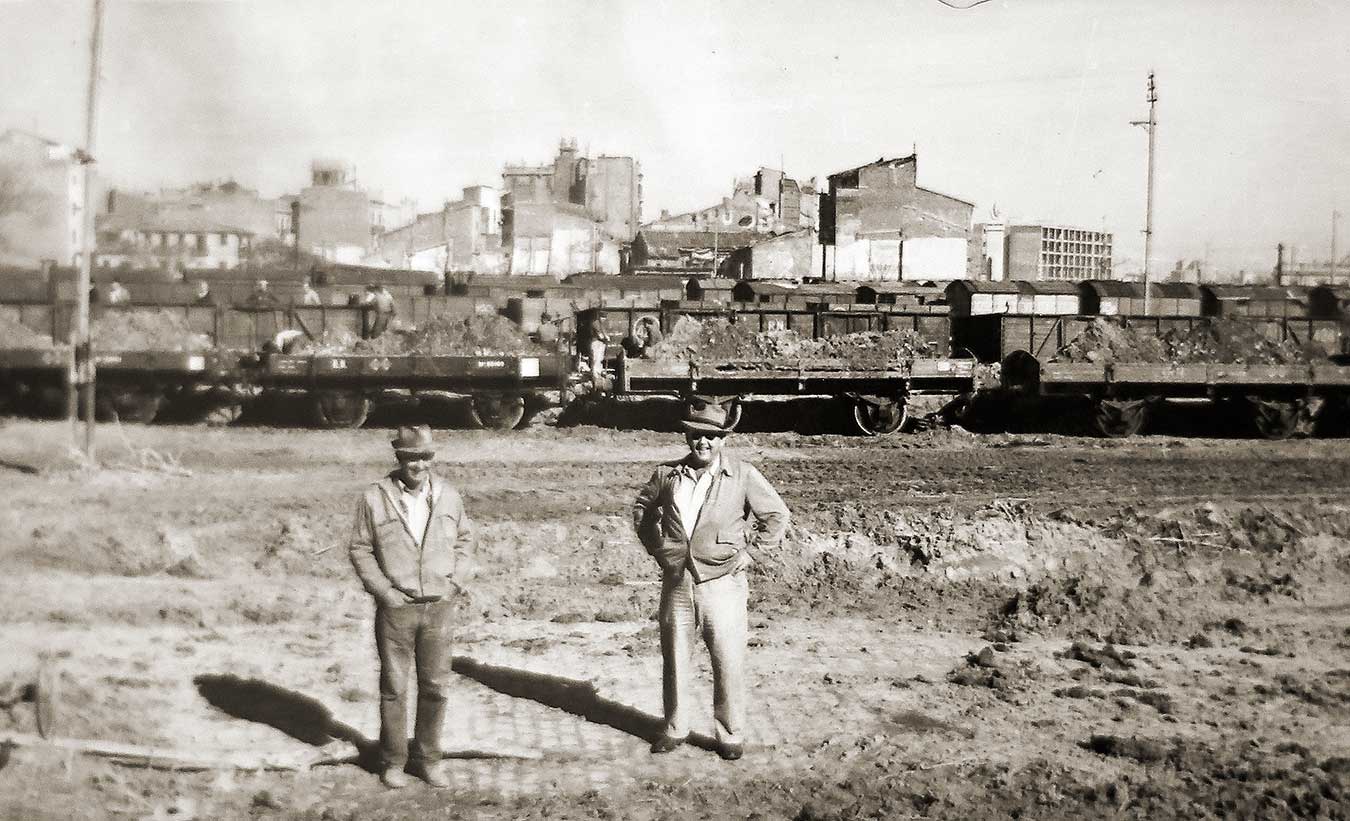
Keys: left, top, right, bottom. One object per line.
{"left": 374, "top": 600, "right": 454, "bottom": 769}
{"left": 659, "top": 567, "right": 748, "bottom": 745}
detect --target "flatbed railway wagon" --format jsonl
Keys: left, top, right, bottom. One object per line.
{"left": 611, "top": 351, "right": 974, "bottom": 436}
{"left": 1006, "top": 356, "right": 1350, "bottom": 439}
{"left": 256, "top": 349, "right": 573, "bottom": 429}
{"left": 0, "top": 346, "right": 249, "bottom": 424}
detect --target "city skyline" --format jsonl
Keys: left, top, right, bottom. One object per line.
{"left": 2, "top": 0, "right": 1347, "bottom": 274}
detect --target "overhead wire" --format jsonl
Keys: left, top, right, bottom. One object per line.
{"left": 933, "top": 0, "right": 998, "bottom": 8}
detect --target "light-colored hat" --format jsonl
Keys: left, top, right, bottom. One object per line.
{"left": 681, "top": 395, "right": 741, "bottom": 434}
{"left": 391, "top": 424, "right": 435, "bottom": 456}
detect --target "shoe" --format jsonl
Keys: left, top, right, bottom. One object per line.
{"left": 649, "top": 734, "right": 686, "bottom": 754}
{"left": 718, "top": 742, "right": 744, "bottom": 761}
{"left": 380, "top": 768, "right": 411, "bottom": 789}
{"left": 408, "top": 762, "right": 450, "bottom": 788}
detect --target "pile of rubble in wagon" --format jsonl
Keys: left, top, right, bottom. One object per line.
{"left": 89, "top": 311, "right": 214, "bottom": 352}
{"left": 0, "top": 313, "right": 58, "bottom": 349}
{"left": 645, "top": 317, "right": 931, "bottom": 368}
{"left": 297, "top": 315, "right": 545, "bottom": 356}
{"left": 2, "top": 309, "right": 216, "bottom": 353}
{"left": 1055, "top": 318, "right": 1326, "bottom": 366}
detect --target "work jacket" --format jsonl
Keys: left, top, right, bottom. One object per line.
{"left": 632, "top": 454, "right": 789, "bottom": 582}
{"left": 349, "top": 473, "right": 475, "bottom": 604}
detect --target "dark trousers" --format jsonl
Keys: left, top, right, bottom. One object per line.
{"left": 375, "top": 601, "right": 454, "bottom": 769}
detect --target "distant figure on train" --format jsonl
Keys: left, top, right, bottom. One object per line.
{"left": 362, "top": 283, "right": 396, "bottom": 338}
{"left": 246, "top": 279, "right": 281, "bottom": 308}
{"left": 104, "top": 279, "right": 130, "bottom": 306}
{"left": 586, "top": 313, "right": 610, "bottom": 382}
{"left": 192, "top": 280, "right": 217, "bottom": 306}
{"left": 537, "top": 310, "right": 560, "bottom": 346}
{"left": 300, "top": 281, "right": 323, "bottom": 306}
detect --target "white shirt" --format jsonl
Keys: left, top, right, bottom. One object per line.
{"left": 397, "top": 478, "right": 436, "bottom": 546}
{"left": 673, "top": 458, "right": 718, "bottom": 537}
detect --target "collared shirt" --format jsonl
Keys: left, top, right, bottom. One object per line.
{"left": 396, "top": 477, "right": 436, "bottom": 546}
{"left": 672, "top": 457, "right": 719, "bottom": 537}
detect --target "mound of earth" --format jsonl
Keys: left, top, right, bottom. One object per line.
{"left": 1055, "top": 318, "right": 1325, "bottom": 365}
{"left": 646, "top": 316, "right": 929, "bottom": 366}
{"left": 755, "top": 499, "right": 1350, "bottom": 643}
{"left": 90, "top": 310, "right": 214, "bottom": 352}
{"left": 299, "top": 315, "right": 543, "bottom": 356}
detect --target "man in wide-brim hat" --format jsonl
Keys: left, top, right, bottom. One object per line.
{"left": 349, "top": 424, "right": 475, "bottom": 788}
{"left": 632, "top": 396, "right": 790, "bottom": 761}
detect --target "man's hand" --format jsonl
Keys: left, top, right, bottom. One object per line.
{"left": 378, "top": 587, "right": 414, "bottom": 608}
{"left": 731, "top": 550, "right": 755, "bottom": 575}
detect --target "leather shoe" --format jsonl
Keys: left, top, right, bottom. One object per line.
{"left": 408, "top": 762, "right": 450, "bottom": 788}
{"left": 718, "top": 742, "right": 744, "bottom": 761}
{"left": 649, "top": 734, "right": 686, "bottom": 754}
{"left": 380, "top": 768, "right": 411, "bottom": 789}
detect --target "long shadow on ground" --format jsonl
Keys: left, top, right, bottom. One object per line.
{"left": 450, "top": 656, "right": 720, "bottom": 754}
{"left": 193, "top": 674, "right": 382, "bottom": 772}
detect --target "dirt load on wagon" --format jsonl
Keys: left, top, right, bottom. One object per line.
{"left": 0, "top": 312, "right": 60, "bottom": 349}
{"left": 90, "top": 310, "right": 214, "bottom": 352}
{"left": 1054, "top": 318, "right": 1326, "bottom": 366}
{"left": 297, "top": 315, "right": 546, "bottom": 356}
{"left": 644, "top": 316, "right": 932, "bottom": 367}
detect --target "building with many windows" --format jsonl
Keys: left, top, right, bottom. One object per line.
{"left": 1004, "top": 224, "right": 1113, "bottom": 281}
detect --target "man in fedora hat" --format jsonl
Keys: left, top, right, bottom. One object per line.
{"left": 349, "top": 424, "right": 475, "bottom": 788}
{"left": 632, "top": 395, "right": 789, "bottom": 761}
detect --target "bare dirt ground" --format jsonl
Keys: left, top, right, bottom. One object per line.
{"left": 1, "top": 413, "right": 1348, "bottom": 820}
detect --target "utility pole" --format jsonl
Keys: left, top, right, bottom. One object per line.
{"left": 70, "top": 0, "right": 104, "bottom": 457}
{"left": 1131, "top": 71, "right": 1157, "bottom": 314}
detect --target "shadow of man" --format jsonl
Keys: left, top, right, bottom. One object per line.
{"left": 450, "top": 656, "right": 719, "bottom": 754}
{"left": 193, "top": 674, "right": 381, "bottom": 773}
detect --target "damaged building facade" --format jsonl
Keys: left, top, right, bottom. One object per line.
{"left": 371, "top": 185, "right": 504, "bottom": 275}
{"left": 818, "top": 154, "right": 973, "bottom": 282}
{"left": 500, "top": 139, "right": 641, "bottom": 277}
{"left": 646, "top": 166, "right": 818, "bottom": 236}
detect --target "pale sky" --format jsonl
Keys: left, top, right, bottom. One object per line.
{"left": 2, "top": 0, "right": 1347, "bottom": 272}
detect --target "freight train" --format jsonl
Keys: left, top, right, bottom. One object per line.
{"left": 2, "top": 268, "right": 1348, "bottom": 438}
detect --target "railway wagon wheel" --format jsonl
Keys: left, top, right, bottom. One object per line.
{"left": 1093, "top": 398, "right": 1147, "bottom": 438}
{"left": 850, "top": 395, "right": 908, "bottom": 436}
{"left": 96, "top": 386, "right": 163, "bottom": 424}
{"left": 1247, "top": 396, "right": 1306, "bottom": 440}
{"left": 471, "top": 393, "right": 526, "bottom": 431}
{"left": 310, "top": 390, "right": 370, "bottom": 429}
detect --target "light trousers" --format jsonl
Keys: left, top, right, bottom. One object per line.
{"left": 659, "top": 567, "right": 749, "bottom": 745}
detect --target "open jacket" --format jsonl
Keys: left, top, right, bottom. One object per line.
{"left": 632, "top": 454, "right": 789, "bottom": 582}
{"left": 349, "top": 473, "right": 475, "bottom": 604}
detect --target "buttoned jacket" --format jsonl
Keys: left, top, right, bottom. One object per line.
{"left": 349, "top": 473, "right": 475, "bottom": 603}
{"left": 632, "top": 454, "right": 789, "bottom": 582}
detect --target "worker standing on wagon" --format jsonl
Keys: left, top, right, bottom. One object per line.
{"left": 362, "top": 283, "right": 396, "bottom": 339}
{"left": 349, "top": 425, "right": 476, "bottom": 789}
{"left": 631, "top": 396, "right": 789, "bottom": 761}
{"left": 104, "top": 279, "right": 130, "bottom": 306}
{"left": 587, "top": 313, "right": 610, "bottom": 384}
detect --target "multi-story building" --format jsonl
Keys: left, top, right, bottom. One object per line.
{"left": 95, "top": 211, "right": 253, "bottom": 271}
{"left": 818, "top": 154, "right": 974, "bottom": 282}
{"left": 0, "top": 129, "right": 86, "bottom": 267}
{"left": 296, "top": 160, "right": 372, "bottom": 265}
{"left": 1004, "top": 224, "right": 1113, "bottom": 281}
{"left": 501, "top": 139, "right": 640, "bottom": 276}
